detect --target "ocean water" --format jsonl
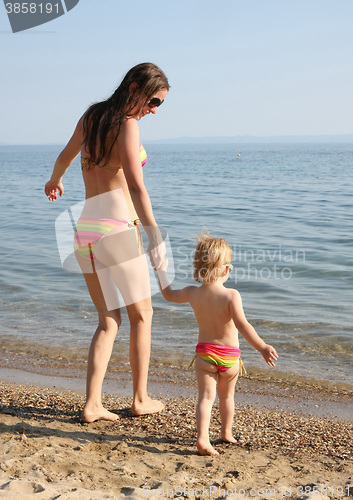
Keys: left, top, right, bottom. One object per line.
{"left": 0, "top": 143, "right": 352, "bottom": 386}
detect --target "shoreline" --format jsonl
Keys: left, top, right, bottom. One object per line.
{"left": 1, "top": 379, "right": 352, "bottom": 499}
{"left": 2, "top": 333, "right": 353, "bottom": 391}
{"left": 2, "top": 334, "right": 353, "bottom": 395}
{"left": 1, "top": 364, "right": 353, "bottom": 423}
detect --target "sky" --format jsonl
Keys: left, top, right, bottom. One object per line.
{"left": 1, "top": 0, "right": 353, "bottom": 144}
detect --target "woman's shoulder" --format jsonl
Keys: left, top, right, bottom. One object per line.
{"left": 118, "top": 118, "right": 140, "bottom": 148}
{"left": 120, "top": 117, "right": 139, "bottom": 133}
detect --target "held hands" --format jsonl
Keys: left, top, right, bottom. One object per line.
{"left": 159, "top": 258, "right": 168, "bottom": 272}
{"left": 44, "top": 180, "right": 64, "bottom": 202}
{"left": 147, "top": 240, "right": 166, "bottom": 270}
{"left": 156, "top": 258, "right": 171, "bottom": 291}
{"left": 260, "top": 344, "right": 278, "bottom": 367}
{"left": 146, "top": 226, "right": 166, "bottom": 270}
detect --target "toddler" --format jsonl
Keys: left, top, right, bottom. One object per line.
{"left": 158, "top": 232, "right": 278, "bottom": 456}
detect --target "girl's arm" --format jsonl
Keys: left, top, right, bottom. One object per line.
{"left": 44, "top": 119, "right": 82, "bottom": 201}
{"left": 157, "top": 260, "right": 196, "bottom": 303}
{"left": 229, "top": 289, "right": 278, "bottom": 367}
{"left": 161, "top": 283, "right": 196, "bottom": 304}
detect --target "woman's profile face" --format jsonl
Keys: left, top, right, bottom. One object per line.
{"left": 131, "top": 87, "right": 168, "bottom": 120}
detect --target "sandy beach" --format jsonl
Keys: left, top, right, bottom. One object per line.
{"left": 1, "top": 367, "right": 353, "bottom": 500}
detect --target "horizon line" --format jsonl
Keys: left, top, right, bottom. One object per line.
{"left": 1, "top": 133, "right": 353, "bottom": 146}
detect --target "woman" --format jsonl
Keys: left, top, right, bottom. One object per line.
{"left": 45, "top": 63, "right": 169, "bottom": 422}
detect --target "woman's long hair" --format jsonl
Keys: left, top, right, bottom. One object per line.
{"left": 82, "top": 63, "right": 170, "bottom": 165}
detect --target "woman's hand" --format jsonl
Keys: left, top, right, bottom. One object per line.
{"left": 159, "top": 258, "right": 169, "bottom": 272}
{"left": 45, "top": 180, "right": 64, "bottom": 202}
{"left": 147, "top": 240, "right": 166, "bottom": 270}
{"left": 44, "top": 119, "right": 81, "bottom": 202}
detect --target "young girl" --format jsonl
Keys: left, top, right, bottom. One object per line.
{"left": 158, "top": 232, "right": 278, "bottom": 456}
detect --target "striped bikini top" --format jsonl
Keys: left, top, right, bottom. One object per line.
{"left": 81, "top": 142, "right": 147, "bottom": 171}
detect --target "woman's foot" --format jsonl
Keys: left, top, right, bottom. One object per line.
{"left": 221, "top": 433, "right": 237, "bottom": 444}
{"left": 81, "top": 407, "right": 119, "bottom": 423}
{"left": 131, "top": 397, "right": 165, "bottom": 416}
{"left": 196, "top": 438, "right": 219, "bottom": 456}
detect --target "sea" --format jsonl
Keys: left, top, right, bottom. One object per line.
{"left": 0, "top": 142, "right": 352, "bottom": 388}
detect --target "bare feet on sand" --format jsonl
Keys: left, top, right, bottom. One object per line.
{"left": 81, "top": 407, "right": 119, "bottom": 423}
{"left": 221, "top": 434, "right": 237, "bottom": 444}
{"left": 131, "top": 397, "right": 165, "bottom": 416}
{"left": 196, "top": 438, "right": 219, "bottom": 456}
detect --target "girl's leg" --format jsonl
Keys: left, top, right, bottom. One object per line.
{"left": 194, "top": 356, "right": 219, "bottom": 456}
{"left": 217, "top": 363, "right": 239, "bottom": 442}
{"left": 80, "top": 271, "right": 122, "bottom": 423}
{"left": 126, "top": 298, "right": 164, "bottom": 415}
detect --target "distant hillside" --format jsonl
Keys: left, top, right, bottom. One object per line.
{"left": 147, "top": 134, "right": 353, "bottom": 144}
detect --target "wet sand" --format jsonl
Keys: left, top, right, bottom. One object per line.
{"left": 1, "top": 365, "right": 353, "bottom": 421}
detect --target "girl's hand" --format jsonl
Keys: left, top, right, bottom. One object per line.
{"left": 260, "top": 344, "right": 278, "bottom": 367}
{"left": 45, "top": 180, "right": 64, "bottom": 202}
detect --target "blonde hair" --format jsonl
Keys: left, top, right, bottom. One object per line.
{"left": 193, "top": 230, "right": 232, "bottom": 283}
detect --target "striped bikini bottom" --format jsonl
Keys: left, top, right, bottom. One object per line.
{"left": 195, "top": 342, "right": 241, "bottom": 372}
{"left": 74, "top": 217, "right": 140, "bottom": 261}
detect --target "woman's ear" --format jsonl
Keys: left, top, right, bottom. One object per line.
{"left": 129, "top": 82, "right": 139, "bottom": 94}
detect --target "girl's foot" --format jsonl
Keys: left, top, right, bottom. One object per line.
{"left": 196, "top": 438, "right": 219, "bottom": 456}
{"left": 81, "top": 407, "right": 119, "bottom": 423}
{"left": 131, "top": 397, "right": 165, "bottom": 416}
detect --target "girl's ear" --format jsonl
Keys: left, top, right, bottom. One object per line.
{"left": 221, "top": 265, "right": 230, "bottom": 278}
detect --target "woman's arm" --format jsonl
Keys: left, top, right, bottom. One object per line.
{"left": 118, "top": 118, "right": 165, "bottom": 266}
{"left": 44, "top": 119, "right": 82, "bottom": 201}
{"left": 118, "top": 118, "right": 156, "bottom": 227}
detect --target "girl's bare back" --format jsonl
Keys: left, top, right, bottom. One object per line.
{"left": 188, "top": 284, "right": 239, "bottom": 347}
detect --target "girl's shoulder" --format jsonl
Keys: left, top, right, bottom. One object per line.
{"left": 226, "top": 288, "right": 243, "bottom": 312}
{"left": 227, "top": 287, "right": 241, "bottom": 299}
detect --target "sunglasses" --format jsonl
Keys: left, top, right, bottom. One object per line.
{"left": 148, "top": 97, "right": 164, "bottom": 108}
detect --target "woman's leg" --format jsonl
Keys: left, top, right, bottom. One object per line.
{"left": 217, "top": 363, "right": 239, "bottom": 442}
{"left": 194, "top": 356, "right": 219, "bottom": 456}
{"left": 95, "top": 227, "right": 163, "bottom": 415}
{"left": 80, "top": 270, "right": 121, "bottom": 423}
{"left": 126, "top": 298, "right": 164, "bottom": 415}
{"left": 86, "top": 223, "right": 163, "bottom": 415}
